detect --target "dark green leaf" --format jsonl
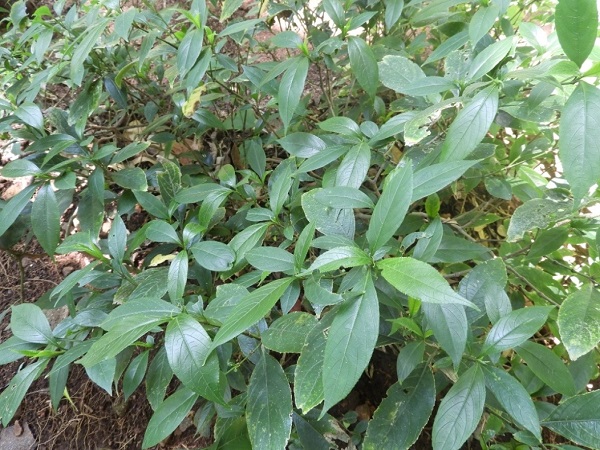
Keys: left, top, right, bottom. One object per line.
{"left": 85, "top": 357, "right": 116, "bottom": 394}
{"left": 412, "top": 160, "right": 478, "bottom": 201}
{"left": 247, "top": 352, "right": 293, "bottom": 450}
{"left": 177, "top": 28, "right": 203, "bottom": 77}
{"left": 432, "top": 364, "right": 485, "bottom": 450}
{"left": 348, "top": 36, "right": 378, "bottom": 98}
{"left": 294, "top": 318, "right": 328, "bottom": 413}
{"left": 111, "top": 167, "right": 147, "bottom": 191}
{"left": 15, "top": 102, "right": 44, "bottom": 130}
{"left": 279, "top": 132, "right": 326, "bottom": 158}
{"left": 192, "top": 241, "right": 235, "bottom": 272}
{"left": 146, "top": 347, "right": 173, "bottom": 411}
{"left": 108, "top": 214, "right": 127, "bottom": 262}
{"left": 31, "top": 184, "right": 61, "bottom": 255}
{"left": 558, "top": 284, "right": 600, "bottom": 360}
{"left": 314, "top": 187, "right": 374, "bottom": 209}
{"left": 384, "top": 0, "right": 404, "bottom": 29}
{"left": 279, "top": 57, "right": 309, "bottom": 132}
{"left": 146, "top": 220, "right": 180, "bottom": 245}
{"left": 1, "top": 159, "right": 41, "bottom": 178}
{"left": 335, "top": 142, "right": 371, "bottom": 189}
{"left": 555, "top": 0, "right": 598, "bottom": 67}
{"left": 0, "top": 359, "right": 49, "bottom": 426}
{"left": 0, "top": 184, "right": 38, "bottom": 238}
{"left": 366, "top": 163, "right": 413, "bottom": 251}
{"left": 168, "top": 250, "right": 188, "bottom": 302}
{"left": 318, "top": 117, "right": 361, "bottom": 136}
{"left": 378, "top": 257, "right": 476, "bottom": 308}
{"left": 422, "top": 303, "right": 467, "bottom": 367}
{"left": 363, "top": 365, "right": 435, "bottom": 449}
{"left": 396, "top": 341, "right": 425, "bottom": 383}
{"left": 308, "top": 246, "right": 371, "bottom": 273}
{"left": 246, "top": 247, "right": 295, "bottom": 273}
{"left": 262, "top": 312, "right": 319, "bottom": 353}
{"left": 467, "top": 38, "right": 513, "bottom": 81}
{"left": 123, "top": 350, "right": 149, "bottom": 400}
{"left": 10, "top": 304, "right": 54, "bottom": 344}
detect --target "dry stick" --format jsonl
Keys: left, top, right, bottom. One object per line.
{"left": 506, "top": 265, "right": 560, "bottom": 307}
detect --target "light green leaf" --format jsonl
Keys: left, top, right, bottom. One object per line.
{"left": 516, "top": 341, "right": 577, "bottom": 396}
{"left": 558, "top": 82, "right": 600, "bottom": 201}
{"left": 335, "top": 142, "right": 371, "bottom": 189}
{"left": 422, "top": 303, "right": 467, "bottom": 367}
{"left": 366, "top": 163, "right": 413, "bottom": 251}
{"left": 378, "top": 55, "right": 425, "bottom": 94}
{"left": 481, "top": 306, "right": 553, "bottom": 356}
{"left": 412, "top": 161, "right": 478, "bottom": 202}
{"left": 262, "top": 312, "right": 319, "bottom": 353}
{"left": 542, "top": 390, "right": 600, "bottom": 448}
{"left": 558, "top": 284, "right": 600, "bottom": 360}
{"left": 555, "top": 0, "right": 598, "bottom": 67}
{"left": 439, "top": 86, "right": 498, "bottom": 162}
{"left": 165, "top": 314, "right": 223, "bottom": 403}
{"left": 401, "top": 77, "right": 457, "bottom": 96}
{"left": 85, "top": 357, "right": 116, "bottom": 394}
{"left": 1, "top": 159, "right": 41, "bottom": 178}
{"left": 314, "top": 187, "right": 374, "bottom": 209}
{"left": 483, "top": 366, "right": 541, "bottom": 440}
{"left": 211, "top": 278, "right": 295, "bottom": 349}
{"left": 168, "top": 250, "right": 188, "bottom": 302}
{"left": 348, "top": 36, "right": 378, "bottom": 98}
{"left": 278, "top": 132, "right": 326, "bottom": 158}
{"left": 279, "top": 57, "right": 309, "bottom": 132}
{"left": 10, "top": 304, "right": 54, "bottom": 344}
{"left": 318, "top": 117, "right": 361, "bottom": 136}
{"left": 177, "top": 28, "right": 203, "bottom": 77}
{"left": 432, "top": 364, "right": 485, "bottom": 450}
{"left": 425, "top": 31, "right": 469, "bottom": 65}
{"left": 378, "top": 257, "right": 476, "bottom": 308}
{"left": 142, "top": 387, "right": 199, "bottom": 449}
{"left": 467, "top": 37, "right": 513, "bottom": 81}
{"left": 247, "top": 351, "right": 293, "bottom": 450}
{"left": 308, "top": 246, "right": 371, "bottom": 273}
{"left": 322, "top": 273, "right": 379, "bottom": 412}
{"left": 191, "top": 241, "right": 235, "bottom": 272}
{"left": 469, "top": 4, "right": 500, "bottom": 45}
{"left": 31, "top": 184, "right": 61, "bottom": 255}
{"left": 145, "top": 220, "right": 180, "bottom": 245}
{"left": 363, "top": 365, "right": 434, "bottom": 450}
{"left": 246, "top": 247, "right": 295, "bottom": 273}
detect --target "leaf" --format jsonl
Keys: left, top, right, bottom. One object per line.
{"left": 378, "top": 55, "right": 425, "bottom": 94}
{"left": 168, "top": 250, "right": 188, "bottom": 302}
{"left": 294, "top": 222, "right": 315, "bottom": 271}
{"left": 269, "top": 159, "right": 294, "bottom": 216}
{"left": 294, "top": 318, "right": 328, "bottom": 412}
{"left": 318, "top": 117, "right": 361, "bottom": 136}
{"left": 307, "top": 246, "right": 371, "bottom": 273}
{"left": 378, "top": 257, "right": 476, "bottom": 308}
{"left": 335, "top": 142, "right": 371, "bottom": 189}
{"left": 314, "top": 187, "right": 374, "bottom": 209}
{"left": 366, "top": 163, "right": 413, "bottom": 252}
{"left": 348, "top": 36, "right": 378, "bottom": 98}
{"left": 10, "top": 304, "right": 54, "bottom": 344}
{"left": 279, "top": 56, "right": 309, "bottom": 132}
{"left": 278, "top": 132, "right": 326, "bottom": 158}
{"left": 1, "top": 159, "right": 41, "bottom": 178}
{"left": 262, "top": 312, "right": 319, "bottom": 353}
{"left": 439, "top": 86, "right": 499, "bottom": 162}
{"left": 555, "top": 0, "right": 598, "bottom": 67}
{"left": 425, "top": 31, "right": 469, "bottom": 65}
{"left": 111, "top": 167, "right": 147, "bottom": 191}
{"left": 123, "top": 350, "right": 149, "bottom": 400}
{"left": 432, "top": 364, "right": 485, "bottom": 450}
{"left": 177, "top": 28, "right": 203, "bottom": 78}
{"left": 384, "top": 0, "right": 404, "bottom": 29}
{"left": 220, "top": 0, "right": 243, "bottom": 21}
{"left": 363, "top": 365, "right": 435, "bottom": 450}
{"left": 165, "top": 314, "right": 223, "bottom": 403}
{"left": 71, "top": 20, "right": 108, "bottom": 86}
{"left": 108, "top": 214, "right": 127, "bottom": 262}
{"left": 412, "top": 160, "right": 478, "bottom": 201}
{"left": 0, "top": 337, "right": 39, "bottom": 365}
{"left": 469, "top": 4, "right": 500, "bottom": 45}
{"left": 246, "top": 351, "right": 293, "bottom": 450}
{"left": 481, "top": 306, "right": 553, "bottom": 356}
{"left": 558, "top": 82, "right": 600, "bottom": 201}
{"left": 31, "top": 184, "right": 61, "bottom": 255}
{"left": 142, "top": 387, "right": 199, "bottom": 449}
{"left": 483, "top": 366, "right": 541, "bottom": 440}
{"left": 191, "top": 241, "right": 235, "bottom": 272}
{"left": 146, "top": 347, "right": 173, "bottom": 411}
{"left": 516, "top": 341, "right": 577, "bottom": 396}
{"left": 15, "top": 103, "right": 44, "bottom": 130}
{"left": 0, "top": 359, "right": 49, "bottom": 426}
{"left": 507, "top": 198, "right": 572, "bottom": 242}
{"left": 85, "top": 357, "right": 116, "bottom": 394}
{"left": 301, "top": 189, "right": 355, "bottom": 239}
{"left": 558, "top": 285, "right": 600, "bottom": 360}
{"left": 211, "top": 278, "right": 295, "bottom": 349}
{"left": 396, "top": 341, "right": 425, "bottom": 383}
{"left": 422, "top": 303, "right": 467, "bottom": 367}
{"left": 0, "top": 184, "right": 38, "bottom": 238}
{"left": 413, "top": 217, "right": 443, "bottom": 262}
{"left": 246, "top": 247, "right": 295, "bottom": 273}
{"left": 145, "top": 220, "right": 181, "bottom": 245}
{"left": 467, "top": 37, "right": 513, "bottom": 81}
{"left": 401, "top": 77, "right": 457, "bottom": 97}
{"left": 322, "top": 273, "right": 379, "bottom": 412}
{"left": 542, "top": 390, "right": 600, "bottom": 448}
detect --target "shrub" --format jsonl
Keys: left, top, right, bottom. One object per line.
{"left": 1, "top": 0, "right": 599, "bottom": 448}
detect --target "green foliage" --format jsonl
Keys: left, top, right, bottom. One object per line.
{"left": 1, "top": 0, "right": 600, "bottom": 448}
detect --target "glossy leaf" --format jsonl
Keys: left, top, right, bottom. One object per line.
{"left": 366, "top": 163, "right": 413, "bottom": 251}
{"left": 559, "top": 82, "right": 600, "bottom": 201}
{"left": 278, "top": 132, "right": 326, "bottom": 158}
{"left": 432, "top": 364, "right": 485, "bottom": 450}
{"left": 191, "top": 240, "right": 235, "bottom": 272}
{"left": 555, "top": 0, "right": 598, "bottom": 67}
{"left": 211, "top": 278, "right": 295, "bottom": 349}
{"left": 146, "top": 347, "right": 173, "bottom": 411}
{"left": 322, "top": 273, "right": 379, "bottom": 412}
{"left": 247, "top": 351, "right": 293, "bottom": 450}
{"left": 168, "top": 250, "right": 188, "bottom": 302}
{"left": 177, "top": 28, "right": 203, "bottom": 77}
{"left": 411, "top": 160, "right": 478, "bottom": 201}
{"left": 558, "top": 284, "right": 600, "bottom": 360}
{"left": 279, "top": 57, "right": 309, "bottom": 132}
{"left": 481, "top": 306, "right": 553, "bottom": 356}
{"left": 439, "top": 86, "right": 498, "bottom": 162}
{"left": 378, "top": 257, "right": 476, "bottom": 308}
{"left": 10, "top": 304, "right": 54, "bottom": 344}
{"left": 542, "top": 390, "right": 600, "bottom": 448}
{"left": 363, "top": 365, "right": 435, "bottom": 450}
{"left": 348, "top": 36, "right": 378, "bottom": 98}
{"left": 31, "top": 183, "right": 61, "bottom": 255}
